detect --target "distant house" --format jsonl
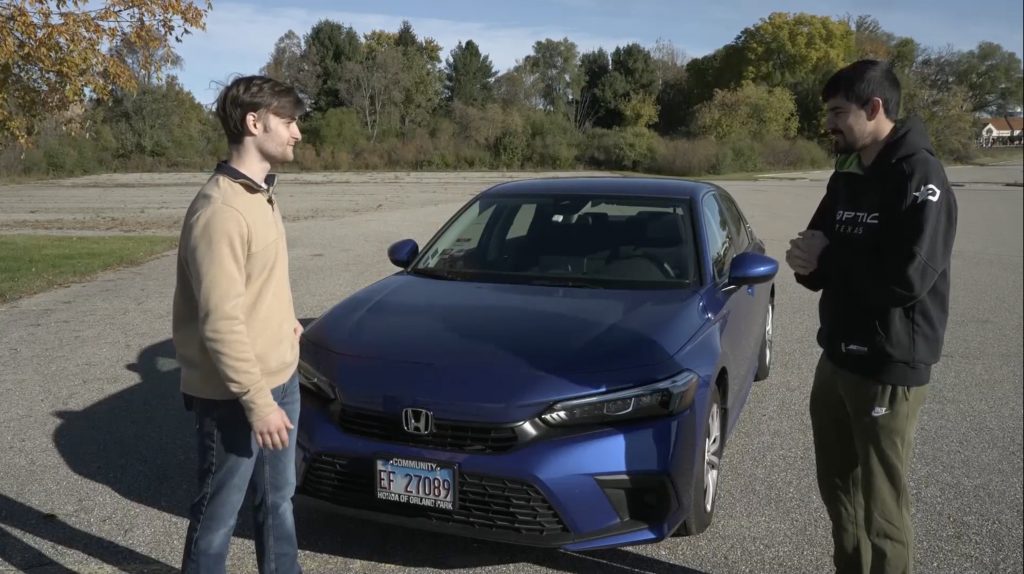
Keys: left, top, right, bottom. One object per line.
{"left": 978, "top": 117, "right": 1023, "bottom": 146}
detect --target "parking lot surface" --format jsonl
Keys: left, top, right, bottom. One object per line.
{"left": 1, "top": 164, "right": 1021, "bottom": 573}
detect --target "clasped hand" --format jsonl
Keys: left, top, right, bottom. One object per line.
{"left": 786, "top": 230, "right": 828, "bottom": 275}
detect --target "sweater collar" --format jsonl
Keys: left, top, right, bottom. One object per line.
{"left": 213, "top": 161, "right": 278, "bottom": 207}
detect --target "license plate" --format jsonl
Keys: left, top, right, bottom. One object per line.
{"left": 375, "top": 456, "right": 458, "bottom": 511}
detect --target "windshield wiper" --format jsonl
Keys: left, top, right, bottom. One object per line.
{"left": 528, "top": 278, "right": 604, "bottom": 289}
{"left": 408, "top": 268, "right": 465, "bottom": 281}
{"left": 411, "top": 269, "right": 605, "bottom": 289}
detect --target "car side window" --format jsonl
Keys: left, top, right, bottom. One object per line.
{"left": 717, "top": 193, "right": 749, "bottom": 253}
{"left": 702, "top": 195, "right": 734, "bottom": 282}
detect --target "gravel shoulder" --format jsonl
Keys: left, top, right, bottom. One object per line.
{"left": 0, "top": 171, "right": 613, "bottom": 234}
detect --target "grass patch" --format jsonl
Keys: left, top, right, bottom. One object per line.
{"left": 0, "top": 234, "right": 178, "bottom": 303}
{"left": 967, "top": 147, "right": 1023, "bottom": 165}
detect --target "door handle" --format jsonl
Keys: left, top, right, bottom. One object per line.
{"left": 747, "top": 286, "right": 755, "bottom": 296}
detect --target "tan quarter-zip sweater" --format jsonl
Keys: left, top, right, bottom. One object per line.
{"left": 172, "top": 162, "right": 299, "bottom": 422}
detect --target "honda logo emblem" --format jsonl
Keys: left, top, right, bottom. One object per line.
{"left": 402, "top": 408, "right": 433, "bottom": 435}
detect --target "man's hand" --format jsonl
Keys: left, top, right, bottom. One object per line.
{"left": 786, "top": 229, "right": 829, "bottom": 275}
{"left": 294, "top": 320, "right": 303, "bottom": 340}
{"left": 251, "top": 407, "right": 295, "bottom": 450}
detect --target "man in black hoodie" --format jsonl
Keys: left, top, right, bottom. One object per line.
{"left": 786, "top": 60, "right": 957, "bottom": 574}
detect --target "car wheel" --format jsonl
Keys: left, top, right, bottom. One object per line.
{"left": 680, "top": 384, "right": 723, "bottom": 536}
{"left": 754, "top": 295, "right": 773, "bottom": 381}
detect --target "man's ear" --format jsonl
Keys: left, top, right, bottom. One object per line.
{"left": 865, "top": 98, "right": 884, "bottom": 121}
{"left": 244, "top": 111, "right": 261, "bottom": 137}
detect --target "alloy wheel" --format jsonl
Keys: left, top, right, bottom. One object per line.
{"left": 764, "top": 302, "right": 773, "bottom": 365}
{"left": 704, "top": 402, "right": 721, "bottom": 513}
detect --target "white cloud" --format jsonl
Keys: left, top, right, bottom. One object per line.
{"left": 172, "top": 2, "right": 644, "bottom": 104}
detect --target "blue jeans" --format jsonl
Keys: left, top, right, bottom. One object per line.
{"left": 180, "top": 373, "right": 302, "bottom": 574}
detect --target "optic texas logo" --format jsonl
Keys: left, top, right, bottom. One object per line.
{"left": 835, "top": 209, "right": 878, "bottom": 235}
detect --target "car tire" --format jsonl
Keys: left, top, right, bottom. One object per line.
{"left": 680, "top": 383, "right": 723, "bottom": 536}
{"left": 754, "top": 294, "right": 774, "bottom": 381}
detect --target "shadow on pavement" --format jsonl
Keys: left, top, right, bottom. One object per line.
{"left": 0, "top": 493, "right": 177, "bottom": 573}
{"left": 49, "top": 321, "right": 706, "bottom": 574}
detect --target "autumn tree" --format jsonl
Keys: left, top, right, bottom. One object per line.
{"left": 691, "top": 82, "right": 800, "bottom": 141}
{"left": 656, "top": 43, "right": 746, "bottom": 135}
{"left": 1, "top": 0, "right": 211, "bottom": 144}
{"left": 100, "top": 75, "right": 219, "bottom": 162}
{"left": 919, "top": 41, "right": 1024, "bottom": 115}
{"left": 619, "top": 92, "right": 659, "bottom": 128}
{"left": 3, "top": 10, "right": 1017, "bottom": 180}
{"left": 734, "top": 12, "right": 857, "bottom": 87}
{"left": 902, "top": 78, "right": 976, "bottom": 160}
{"left": 107, "top": 25, "right": 185, "bottom": 87}
{"left": 845, "top": 14, "right": 898, "bottom": 60}
{"left": 731, "top": 12, "right": 858, "bottom": 135}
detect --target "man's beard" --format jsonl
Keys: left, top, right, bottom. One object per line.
{"left": 257, "top": 142, "right": 294, "bottom": 165}
{"left": 831, "top": 132, "right": 856, "bottom": 154}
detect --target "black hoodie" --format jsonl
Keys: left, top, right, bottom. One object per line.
{"left": 795, "top": 116, "right": 958, "bottom": 387}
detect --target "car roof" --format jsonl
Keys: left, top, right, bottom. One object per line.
{"left": 480, "top": 176, "right": 715, "bottom": 200}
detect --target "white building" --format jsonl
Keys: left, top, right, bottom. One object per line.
{"left": 978, "top": 117, "right": 1023, "bottom": 146}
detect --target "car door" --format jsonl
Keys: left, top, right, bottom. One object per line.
{"left": 699, "top": 192, "right": 757, "bottom": 407}
{"left": 715, "top": 191, "right": 766, "bottom": 375}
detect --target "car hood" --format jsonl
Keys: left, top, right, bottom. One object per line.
{"left": 304, "top": 273, "right": 706, "bottom": 375}
{"left": 300, "top": 341, "right": 694, "bottom": 423}
{"left": 301, "top": 274, "right": 708, "bottom": 423}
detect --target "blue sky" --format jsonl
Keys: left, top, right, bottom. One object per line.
{"left": 170, "top": 0, "right": 1024, "bottom": 106}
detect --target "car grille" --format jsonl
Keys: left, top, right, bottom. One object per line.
{"left": 338, "top": 407, "right": 520, "bottom": 454}
{"left": 299, "top": 453, "right": 569, "bottom": 538}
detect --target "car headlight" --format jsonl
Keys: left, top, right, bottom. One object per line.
{"left": 298, "top": 358, "right": 338, "bottom": 401}
{"left": 540, "top": 370, "right": 699, "bottom": 427}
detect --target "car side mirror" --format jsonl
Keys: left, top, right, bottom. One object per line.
{"left": 387, "top": 239, "right": 419, "bottom": 269}
{"left": 728, "top": 252, "right": 778, "bottom": 287}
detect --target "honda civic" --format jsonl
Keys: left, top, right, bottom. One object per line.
{"left": 294, "top": 176, "right": 778, "bottom": 551}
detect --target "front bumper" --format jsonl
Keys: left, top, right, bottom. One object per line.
{"left": 294, "top": 386, "right": 706, "bottom": 551}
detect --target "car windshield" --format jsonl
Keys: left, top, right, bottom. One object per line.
{"left": 409, "top": 193, "right": 700, "bottom": 290}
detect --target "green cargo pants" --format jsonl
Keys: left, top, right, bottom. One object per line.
{"left": 809, "top": 353, "right": 928, "bottom": 574}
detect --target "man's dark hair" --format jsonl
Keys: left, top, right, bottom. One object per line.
{"left": 215, "top": 75, "right": 306, "bottom": 145}
{"left": 821, "top": 59, "right": 902, "bottom": 120}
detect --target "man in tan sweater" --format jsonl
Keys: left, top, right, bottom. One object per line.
{"left": 172, "top": 75, "right": 305, "bottom": 574}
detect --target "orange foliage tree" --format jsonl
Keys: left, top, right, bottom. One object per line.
{"left": 1, "top": 0, "right": 212, "bottom": 145}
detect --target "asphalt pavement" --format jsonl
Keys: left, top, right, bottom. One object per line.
{"left": 1, "top": 162, "right": 1021, "bottom": 573}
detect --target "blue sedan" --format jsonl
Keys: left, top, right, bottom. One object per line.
{"left": 294, "top": 176, "right": 778, "bottom": 551}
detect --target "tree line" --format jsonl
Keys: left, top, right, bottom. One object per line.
{"left": 1, "top": 10, "right": 1021, "bottom": 180}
